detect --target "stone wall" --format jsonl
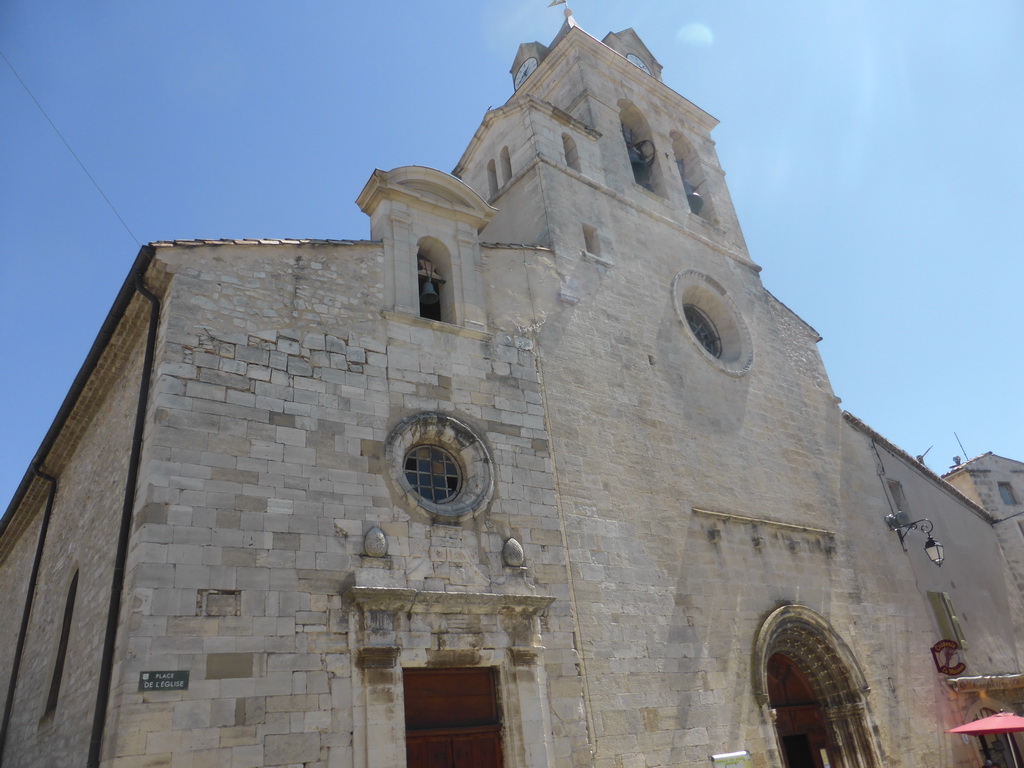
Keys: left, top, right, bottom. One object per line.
{"left": 0, "top": 509, "right": 42, "bottom": 741}
{"left": 4, "top": 22, "right": 1023, "bottom": 768}
{"left": 101, "top": 241, "right": 588, "bottom": 767}
{"left": 946, "top": 456, "right": 1024, "bottom": 602}
{"left": 1, "top": 331, "right": 145, "bottom": 768}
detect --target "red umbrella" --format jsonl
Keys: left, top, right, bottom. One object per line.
{"left": 948, "top": 712, "right": 1024, "bottom": 735}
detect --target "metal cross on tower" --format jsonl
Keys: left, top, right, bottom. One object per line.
{"left": 548, "top": 0, "right": 576, "bottom": 26}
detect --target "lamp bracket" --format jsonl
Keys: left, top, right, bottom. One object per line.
{"left": 885, "top": 514, "right": 934, "bottom": 552}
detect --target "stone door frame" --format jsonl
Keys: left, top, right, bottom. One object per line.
{"left": 753, "top": 605, "right": 883, "bottom": 768}
{"left": 345, "top": 586, "right": 557, "bottom": 768}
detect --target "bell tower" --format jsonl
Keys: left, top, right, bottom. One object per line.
{"left": 451, "top": 27, "right": 844, "bottom": 768}
{"left": 454, "top": 18, "right": 754, "bottom": 270}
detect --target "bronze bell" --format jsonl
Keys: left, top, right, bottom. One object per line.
{"left": 419, "top": 280, "right": 439, "bottom": 305}
{"left": 683, "top": 179, "right": 703, "bottom": 214}
{"left": 628, "top": 145, "right": 651, "bottom": 186}
{"left": 627, "top": 143, "right": 644, "bottom": 166}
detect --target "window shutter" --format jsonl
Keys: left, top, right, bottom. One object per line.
{"left": 942, "top": 592, "right": 969, "bottom": 650}
{"left": 927, "top": 590, "right": 968, "bottom": 650}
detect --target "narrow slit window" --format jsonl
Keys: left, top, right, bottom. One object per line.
{"left": 562, "top": 133, "right": 580, "bottom": 172}
{"left": 486, "top": 159, "right": 498, "bottom": 198}
{"left": 582, "top": 224, "right": 601, "bottom": 257}
{"left": 45, "top": 570, "right": 79, "bottom": 716}
{"left": 887, "top": 479, "right": 908, "bottom": 514}
{"left": 998, "top": 482, "right": 1017, "bottom": 505}
{"left": 500, "top": 146, "right": 512, "bottom": 185}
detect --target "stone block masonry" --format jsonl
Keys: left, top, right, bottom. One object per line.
{"left": 87, "top": 241, "right": 586, "bottom": 767}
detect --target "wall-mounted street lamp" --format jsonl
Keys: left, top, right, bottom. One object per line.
{"left": 885, "top": 514, "right": 945, "bottom": 566}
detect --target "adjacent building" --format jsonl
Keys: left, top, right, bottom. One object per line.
{"left": 2, "top": 14, "right": 1022, "bottom": 768}
{"left": 945, "top": 453, "right": 1024, "bottom": 630}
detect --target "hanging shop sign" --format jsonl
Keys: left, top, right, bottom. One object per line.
{"left": 930, "top": 639, "right": 966, "bottom": 676}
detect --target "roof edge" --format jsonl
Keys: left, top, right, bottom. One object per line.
{"left": 0, "top": 244, "right": 157, "bottom": 541}
{"left": 842, "top": 411, "right": 994, "bottom": 523}
{"left": 764, "top": 288, "right": 822, "bottom": 342}
{"left": 939, "top": 451, "right": 1024, "bottom": 479}
{"left": 152, "top": 238, "right": 379, "bottom": 248}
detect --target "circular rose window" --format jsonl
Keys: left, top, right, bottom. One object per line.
{"left": 386, "top": 413, "right": 494, "bottom": 521}
{"left": 404, "top": 445, "right": 462, "bottom": 503}
{"left": 683, "top": 304, "right": 721, "bottom": 358}
{"left": 672, "top": 269, "right": 753, "bottom": 376}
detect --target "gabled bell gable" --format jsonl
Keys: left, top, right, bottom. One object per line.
{"left": 356, "top": 166, "right": 495, "bottom": 331}
{"left": 601, "top": 28, "right": 663, "bottom": 81}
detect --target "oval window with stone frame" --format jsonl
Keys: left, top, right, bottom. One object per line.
{"left": 683, "top": 304, "right": 722, "bottom": 358}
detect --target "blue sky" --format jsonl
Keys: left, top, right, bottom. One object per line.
{"left": 2, "top": 0, "right": 1022, "bottom": 509}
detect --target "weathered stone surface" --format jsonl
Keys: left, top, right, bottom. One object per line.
{"left": 1, "top": 18, "right": 1022, "bottom": 768}
{"left": 206, "top": 653, "right": 254, "bottom": 680}
{"left": 263, "top": 732, "right": 320, "bottom": 765}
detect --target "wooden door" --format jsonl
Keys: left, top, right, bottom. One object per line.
{"left": 768, "top": 654, "right": 834, "bottom": 768}
{"left": 782, "top": 734, "right": 818, "bottom": 768}
{"left": 405, "top": 668, "right": 504, "bottom": 768}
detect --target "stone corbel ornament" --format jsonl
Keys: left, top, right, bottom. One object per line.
{"left": 510, "top": 647, "right": 541, "bottom": 667}
{"left": 363, "top": 526, "right": 388, "bottom": 557}
{"left": 358, "top": 646, "right": 401, "bottom": 669}
{"left": 502, "top": 537, "right": 526, "bottom": 567}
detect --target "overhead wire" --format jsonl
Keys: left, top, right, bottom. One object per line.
{"left": 1, "top": 48, "right": 140, "bottom": 247}
{"left": 1, "top": 50, "right": 229, "bottom": 357}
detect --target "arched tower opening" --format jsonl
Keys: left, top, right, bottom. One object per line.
{"left": 486, "top": 159, "right": 498, "bottom": 198}
{"left": 416, "top": 236, "right": 453, "bottom": 324}
{"left": 618, "top": 100, "right": 664, "bottom": 195}
{"left": 499, "top": 146, "right": 512, "bottom": 185}
{"left": 671, "top": 130, "right": 714, "bottom": 220}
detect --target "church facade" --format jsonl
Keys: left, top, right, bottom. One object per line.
{"left": 2, "top": 16, "right": 1023, "bottom": 768}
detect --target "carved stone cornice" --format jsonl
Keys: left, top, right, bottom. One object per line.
{"left": 345, "top": 586, "right": 555, "bottom": 617}
{"left": 946, "top": 672, "right": 1024, "bottom": 693}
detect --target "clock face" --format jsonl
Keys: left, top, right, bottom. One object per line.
{"left": 514, "top": 57, "right": 538, "bottom": 89}
{"left": 626, "top": 53, "right": 652, "bottom": 75}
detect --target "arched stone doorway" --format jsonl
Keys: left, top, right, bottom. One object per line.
{"left": 754, "top": 606, "right": 882, "bottom": 768}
